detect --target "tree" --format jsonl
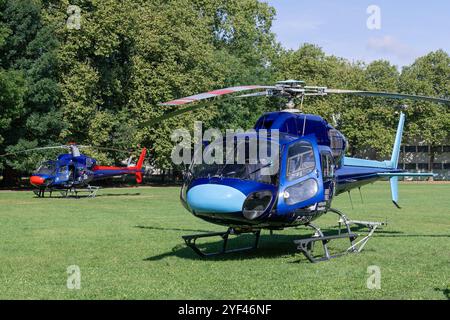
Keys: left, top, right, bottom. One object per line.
{"left": 0, "top": 0, "right": 448, "bottom": 186}
{"left": 0, "top": 0, "right": 62, "bottom": 184}
{"left": 399, "top": 50, "right": 450, "bottom": 175}
{"left": 274, "top": 44, "right": 410, "bottom": 159}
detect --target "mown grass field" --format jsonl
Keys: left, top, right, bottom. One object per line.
{"left": 0, "top": 183, "right": 449, "bottom": 300}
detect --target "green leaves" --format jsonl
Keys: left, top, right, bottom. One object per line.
{"left": 277, "top": 45, "right": 449, "bottom": 159}
{"left": 0, "top": 0, "right": 448, "bottom": 180}
{"left": 0, "top": 68, "right": 25, "bottom": 150}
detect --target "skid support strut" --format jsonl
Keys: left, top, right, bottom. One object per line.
{"left": 294, "top": 208, "right": 385, "bottom": 263}
{"left": 182, "top": 228, "right": 261, "bottom": 257}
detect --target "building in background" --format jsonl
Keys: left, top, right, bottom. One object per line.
{"left": 399, "top": 143, "right": 450, "bottom": 181}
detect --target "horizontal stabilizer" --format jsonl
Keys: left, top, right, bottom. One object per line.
{"left": 377, "top": 172, "right": 436, "bottom": 177}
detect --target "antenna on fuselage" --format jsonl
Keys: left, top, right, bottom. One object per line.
{"left": 348, "top": 191, "right": 354, "bottom": 210}
{"left": 301, "top": 114, "right": 307, "bottom": 136}
{"left": 358, "top": 187, "right": 364, "bottom": 204}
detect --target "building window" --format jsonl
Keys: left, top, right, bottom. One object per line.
{"left": 404, "top": 146, "right": 416, "bottom": 152}
{"left": 431, "top": 146, "right": 443, "bottom": 153}
{"left": 405, "top": 163, "right": 416, "bottom": 170}
{"left": 418, "top": 163, "right": 428, "bottom": 170}
{"left": 417, "top": 146, "right": 428, "bottom": 153}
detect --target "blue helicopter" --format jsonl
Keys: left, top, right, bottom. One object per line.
{"left": 154, "top": 80, "right": 449, "bottom": 262}
{"left": 1, "top": 144, "right": 147, "bottom": 198}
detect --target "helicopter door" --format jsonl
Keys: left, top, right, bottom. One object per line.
{"left": 56, "top": 165, "right": 69, "bottom": 183}
{"left": 320, "top": 150, "right": 335, "bottom": 207}
{"left": 278, "top": 137, "right": 324, "bottom": 213}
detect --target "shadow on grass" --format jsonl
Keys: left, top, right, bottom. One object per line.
{"left": 143, "top": 228, "right": 377, "bottom": 263}
{"left": 97, "top": 193, "right": 141, "bottom": 197}
{"left": 144, "top": 233, "right": 302, "bottom": 262}
{"left": 32, "top": 192, "right": 141, "bottom": 199}
{"left": 350, "top": 225, "right": 450, "bottom": 238}
{"left": 142, "top": 225, "right": 450, "bottom": 262}
{"left": 135, "top": 225, "right": 211, "bottom": 234}
{"left": 434, "top": 288, "right": 450, "bottom": 300}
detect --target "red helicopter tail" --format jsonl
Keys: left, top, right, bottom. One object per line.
{"left": 134, "top": 148, "right": 147, "bottom": 184}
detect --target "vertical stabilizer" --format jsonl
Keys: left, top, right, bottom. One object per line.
{"left": 390, "top": 112, "right": 405, "bottom": 169}
{"left": 389, "top": 112, "right": 405, "bottom": 209}
{"left": 135, "top": 148, "right": 147, "bottom": 184}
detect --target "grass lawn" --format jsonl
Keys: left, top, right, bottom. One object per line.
{"left": 0, "top": 182, "right": 449, "bottom": 300}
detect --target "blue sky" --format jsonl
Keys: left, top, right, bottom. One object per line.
{"left": 265, "top": 0, "right": 450, "bottom": 67}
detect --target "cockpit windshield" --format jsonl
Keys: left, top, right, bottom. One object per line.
{"left": 35, "top": 161, "right": 56, "bottom": 175}
{"left": 190, "top": 137, "right": 280, "bottom": 185}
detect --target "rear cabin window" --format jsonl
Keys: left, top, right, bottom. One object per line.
{"left": 320, "top": 152, "right": 334, "bottom": 179}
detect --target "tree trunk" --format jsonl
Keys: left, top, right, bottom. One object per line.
{"left": 428, "top": 145, "right": 434, "bottom": 182}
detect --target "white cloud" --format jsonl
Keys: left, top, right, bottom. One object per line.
{"left": 366, "top": 35, "right": 417, "bottom": 61}
{"left": 271, "top": 16, "right": 325, "bottom": 49}
{"left": 282, "top": 18, "right": 324, "bottom": 32}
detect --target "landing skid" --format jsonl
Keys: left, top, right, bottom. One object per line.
{"left": 59, "top": 186, "right": 100, "bottom": 198}
{"left": 33, "top": 185, "right": 100, "bottom": 198}
{"left": 294, "top": 208, "right": 386, "bottom": 263}
{"left": 182, "top": 209, "right": 385, "bottom": 262}
{"left": 183, "top": 228, "right": 261, "bottom": 257}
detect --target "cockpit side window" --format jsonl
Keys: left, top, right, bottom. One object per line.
{"left": 58, "top": 166, "right": 68, "bottom": 174}
{"left": 35, "top": 162, "right": 56, "bottom": 175}
{"left": 286, "top": 141, "right": 315, "bottom": 181}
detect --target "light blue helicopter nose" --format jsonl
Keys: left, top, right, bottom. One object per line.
{"left": 187, "top": 184, "right": 247, "bottom": 213}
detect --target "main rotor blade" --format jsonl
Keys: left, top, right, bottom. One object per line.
{"left": 325, "top": 89, "right": 450, "bottom": 105}
{"left": 159, "top": 85, "right": 275, "bottom": 106}
{"left": 142, "top": 96, "right": 238, "bottom": 127}
{"left": 143, "top": 85, "right": 275, "bottom": 127}
{"left": 78, "top": 145, "right": 136, "bottom": 153}
{"left": 146, "top": 81, "right": 450, "bottom": 128}
{"left": 235, "top": 91, "right": 271, "bottom": 98}
{"left": 0, "top": 145, "right": 69, "bottom": 157}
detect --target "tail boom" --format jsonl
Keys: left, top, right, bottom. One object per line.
{"left": 92, "top": 147, "right": 147, "bottom": 183}
{"left": 336, "top": 112, "right": 435, "bottom": 207}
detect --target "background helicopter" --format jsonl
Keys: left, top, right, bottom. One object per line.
{"left": 153, "top": 80, "right": 449, "bottom": 262}
{"left": 0, "top": 144, "right": 147, "bottom": 198}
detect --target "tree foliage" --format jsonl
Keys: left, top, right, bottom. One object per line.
{"left": 0, "top": 0, "right": 448, "bottom": 184}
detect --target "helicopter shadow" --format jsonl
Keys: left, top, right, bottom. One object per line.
{"left": 350, "top": 224, "right": 450, "bottom": 238}
{"left": 144, "top": 233, "right": 304, "bottom": 262}
{"left": 142, "top": 226, "right": 380, "bottom": 262}
{"left": 97, "top": 192, "right": 141, "bottom": 197}
{"left": 33, "top": 192, "right": 141, "bottom": 199}
{"left": 135, "top": 225, "right": 212, "bottom": 234}
{"left": 142, "top": 226, "right": 450, "bottom": 262}
{"left": 434, "top": 288, "right": 450, "bottom": 300}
